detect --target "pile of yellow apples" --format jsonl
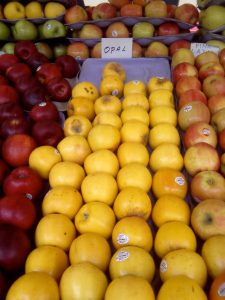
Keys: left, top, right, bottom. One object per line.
{"left": 0, "top": 1, "right": 66, "bottom": 20}
{"left": 5, "top": 59, "right": 225, "bottom": 300}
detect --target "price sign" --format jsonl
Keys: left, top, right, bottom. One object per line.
{"left": 191, "top": 42, "right": 220, "bottom": 57}
{"left": 101, "top": 38, "right": 133, "bottom": 59}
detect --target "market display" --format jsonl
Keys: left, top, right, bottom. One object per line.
{"left": 0, "top": 0, "right": 225, "bottom": 299}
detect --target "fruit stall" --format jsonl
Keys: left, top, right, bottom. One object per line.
{"left": 0, "top": 0, "right": 225, "bottom": 299}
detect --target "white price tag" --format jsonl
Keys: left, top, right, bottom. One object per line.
{"left": 191, "top": 42, "right": 220, "bottom": 57}
{"left": 101, "top": 38, "right": 133, "bottom": 59}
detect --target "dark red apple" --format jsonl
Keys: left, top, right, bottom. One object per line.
{"left": 0, "top": 54, "right": 20, "bottom": 74}
{"left": 21, "top": 85, "right": 50, "bottom": 111}
{"left": 14, "top": 40, "right": 38, "bottom": 62}
{"left": 0, "top": 75, "right": 8, "bottom": 86}
{"left": 46, "top": 77, "right": 72, "bottom": 102}
{"left": 55, "top": 54, "right": 80, "bottom": 78}
{"left": 29, "top": 101, "right": 60, "bottom": 122}
{"left": 26, "top": 51, "right": 50, "bottom": 71}
{"left": 0, "top": 159, "right": 10, "bottom": 186}
{"left": 3, "top": 166, "right": 44, "bottom": 201}
{"left": 0, "top": 117, "right": 30, "bottom": 139}
{"left": 0, "top": 85, "right": 20, "bottom": 105}
{"left": 31, "top": 120, "right": 64, "bottom": 147}
{"left": 0, "top": 102, "right": 24, "bottom": 123}
{"left": 169, "top": 39, "right": 191, "bottom": 56}
{"left": 36, "top": 63, "right": 62, "bottom": 85}
{"left": 5, "top": 63, "right": 32, "bottom": 84}
{"left": 0, "top": 194, "right": 36, "bottom": 230}
{"left": 0, "top": 271, "right": 5, "bottom": 299}
{"left": 2, "top": 134, "right": 37, "bottom": 167}
{"left": 0, "top": 223, "right": 31, "bottom": 272}
{"left": 14, "top": 74, "right": 41, "bottom": 95}
{"left": 158, "top": 22, "right": 180, "bottom": 36}
{"left": 167, "top": 4, "right": 177, "bottom": 18}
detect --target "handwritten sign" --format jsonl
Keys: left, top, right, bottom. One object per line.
{"left": 101, "top": 38, "right": 133, "bottom": 59}
{"left": 191, "top": 42, "right": 220, "bottom": 57}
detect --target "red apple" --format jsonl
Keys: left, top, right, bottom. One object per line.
{"left": 3, "top": 166, "right": 44, "bottom": 202}
{"left": 0, "top": 159, "right": 10, "bottom": 186}
{"left": 105, "top": 21, "right": 130, "bottom": 38}
{"left": 169, "top": 39, "right": 191, "bottom": 56}
{"left": 92, "top": 2, "right": 117, "bottom": 19}
{"left": 0, "top": 102, "right": 24, "bottom": 123}
{"left": 219, "top": 48, "right": 225, "bottom": 66}
{"left": 175, "top": 75, "right": 201, "bottom": 97}
{"left": 0, "top": 194, "right": 36, "bottom": 230}
{"left": 167, "top": 4, "right": 177, "bottom": 18}
{"left": 14, "top": 40, "right": 38, "bottom": 62}
{"left": 14, "top": 74, "right": 41, "bottom": 95}
{"left": 144, "top": 41, "right": 169, "bottom": 57}
{"left": 198, "top": 62, "right": 225, "bottom": 81}
{"left": 64, "top": 5, "right": 88, "bottom": 24}
{"left": 31, "top": 120, "right": 64, "bottom": 147}
{"left": 172, "top": 62, "right": 198, "bottom": 84}
{"left": 184, "top": 121, "right": 217, "bottom": 149}
{"left": 202, "top": 75, "right": 225, "bottom": 98}
{"left": 0, "top": 117, "right": 30, "bottom": 139}
{"left": 46, "top": 77, "right": 72, "bottom": 102}
{"left": 91, "top": 42, "right": 102, "bottom": 58}
{"left": 157, "top": 22, "right": 180, "bottom": 36}
{"left": 208, "top": 95, "right": 225, "bottom": 114}
{"left": 0, "top": 54, "right": 20, "bottom": 73}
{"left": 5, "top": 63, "right": 32, "bottom": 84}
{"left": 211, "top": 108, "right": 225, "bottom": 133}
{"left": 55, "top": 54, "right": 80, "bottom": 78}
{"left": 178, "top": 89, "right": 207, "bottom": 110}
{"left": 36, "top": 63, "right": 62, "bottom": 85}
{"left": 184, "top": 142, "right": 220, "bottom": 176}
{"left": 67, "top": 42, "right": 90, "bottom": 60}
{"left": 0, "top": 74, "right": 8, "bottom": 86}
{"left": 29, "top": 101, "right": 60, "bottom": 122}
{"left": 0, "top": 271, "right": 5, "bottom": 299}
{"left": 174, "top": 3, "right": 199, "bottom": 25}
{"left": 2, "top": 134, "right": 37, "bottom": 167}
{"left": 0, "top": 85, "right": 20, "bottom": 104}
{"left": 22, "top": 85, "right": 50, "bottom": 111}
{"left": 132, "top": 41, "right": 143, "bottom": 58}
{"left": 219, "top": 128, "right": 225, "bottom": 151}
{"left": 195, "top": 51, "right": 220, "bottom": 69}
{"left": 178, "top": 101, "right": 211, "bottom": 131}
{"left": 108, "top": 0, "right": 130, "bottom": 9}
{"left": 120, "top": 3, "right": 143, "bottom": 17}
{"left": 190, "top": 170, "right": 225, "bottom": 202}
{"left": 26, "top": 51, "right": 50, "bottom": 71}
{"left": 0, "top": 223, "right": 31, "bottom": 272}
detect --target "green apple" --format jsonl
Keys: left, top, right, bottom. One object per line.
{"left": 35, "top": 42, "right": 53, "bottom": 59}
{"left": 53, "top": 44, "right": 67, "bottom": 58}
{"left": 132, "top": 22, "right": 155, "bottom": 38}
{"left": 12, "top": 20, "right": 38, "bottom": 41}
{"left": 40, "top": 20, "right": 66, "bottom": 39}
{"left": 0, "top": 21, "right": 11, "bottom": 40}
{"left": 1, "top": 42, "right": 16, "bottom": 54}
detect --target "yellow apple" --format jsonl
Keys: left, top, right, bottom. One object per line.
{"left": 147, "top": 77, "right": 173, "bottom": 93}
{"left": 149, "top": 106, "right": 177, "bottom": 127}
{"left": 25, "top": 1, "right": 44, "bottom": 19}
{"left": 149, "top": 123, "right": 180, "bottom": 149}
{"left": 4, "top": 1, "right": 25, "bottom": 20}
{"left": 149, "top": 90, "right": 174, "bottom": 109}
{"left": 44, "top": 2, "right": 66, "bottom": 19}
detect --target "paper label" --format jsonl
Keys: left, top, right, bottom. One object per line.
{"left": 218, "top": 283, "right": 225, "bottom": 296}
{"left": 191, "top": 43, "right": 220, "bottom": 57}
{"left": 101, "top": 38, "right": 133, "bottom": 59}
{"left": 202, "top": 128, "right": 210, "bottom": 136}
{"left": 117, "top": 234, "right": 129, "bottom": 245}
{"left": 116, "top": 251, "right": 129, "bottom": 261}
{"left": 160, "top": 260, "right": 168, "bottom": 273}
{"left": 175, "top": 177, "right": 185, "bottom": 186}
{"left": 184, "top": 105, "right": 192, "bottom": 112}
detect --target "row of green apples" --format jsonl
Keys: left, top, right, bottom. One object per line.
{"left": 1, "top": 51, "right": 225, "bottom": 299}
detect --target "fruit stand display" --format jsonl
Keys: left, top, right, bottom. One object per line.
{"left": 0, "top": 0, "right": 225, "bottom": 299}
